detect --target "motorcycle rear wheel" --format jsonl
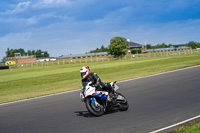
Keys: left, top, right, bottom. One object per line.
{"left": 85, "top": 99, "right": 104, "bottom": 117}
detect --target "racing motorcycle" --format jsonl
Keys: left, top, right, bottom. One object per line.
{"left": 80, "top": 81, "right": 129, "bottom": 116}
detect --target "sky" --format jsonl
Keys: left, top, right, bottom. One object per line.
{"left": 0, "top": 0, "right": 200, "bottom": 60}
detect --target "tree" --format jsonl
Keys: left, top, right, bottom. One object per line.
{"left": 6, "top": 48, "right": 11, "bottom": 57}
{"left": 90, "top": 45, "right": 108, "bottom": 53}
{"left": 43, "top": 51, "right": 50, "bottom": 57}
{"left": 100, "top": 45, "right": 107, "bottom": 52}
{"left": 5, "top": 48, "right": 25, "bottom": 57}
{"left": 160, "top": 43, "right": 167, "bottom": 48}
{"left": 146, "top": 44, "right": 152, "bottom": 49}
{"left": 32, "top": 50, "right": 36, "bottom": 55}
{"left": 34, "top": 50, "right": 50, "bottom": 57}
{"left": 3, "top": 48, "right": 50, "bottom": 62}
{"left": 27, "top": 50, "right": 32, "bottom": 56}
{"left": 17, "top": 48, "right": 25, "bottom": 54}
{"left": 186, "top": 41, "right": 200, "bottom": 49}
{"left": 108, "top": 36, "right": 128, "bottom": 58}
{"left": 168, "top": 44, "right": 173, "bottom": 47}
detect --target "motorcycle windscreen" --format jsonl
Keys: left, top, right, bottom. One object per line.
{"left": 113, "top": 84, "right": 119, "bottom": 91}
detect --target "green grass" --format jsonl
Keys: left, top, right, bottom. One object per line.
{"left": 171, "top": 122, "right": 200, "bottom": 133}
{"left": 0, "top": 54, "right": 200, "bottom": 104}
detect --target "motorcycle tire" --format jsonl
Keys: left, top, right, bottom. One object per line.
{"left": 116, "top": 92, "right": 129, "bottom": 111}
{"left": 85, "top": 98, "right": 104, "bottom": 117}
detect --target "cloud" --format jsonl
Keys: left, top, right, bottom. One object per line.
{"left": 33, "top": 0, "right": 73, "bottom": 8}
{"left": 1, "top": 1, "right": 31, "bottom": 15}
{"left": 0, "top": 16, "right": 37, "bottom": 31}
{"left": 42, "top": 0, "right": 70, "bottom": 4}
{"left": 0, "top": 0, "right": 200, "bottom": 60}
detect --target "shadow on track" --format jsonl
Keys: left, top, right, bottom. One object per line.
{"left": 74, "top": 110, "right": 119, "bottom": 118}
{"left": 74, "top": 111, "right": 94, "bottom": 118}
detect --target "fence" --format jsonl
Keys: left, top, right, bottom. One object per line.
{"left": 9, "top": 49, "right": 200, "bottom": 69}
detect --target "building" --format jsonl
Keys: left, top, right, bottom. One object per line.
{"left": 146, "top": 46, "right": 190, "bottom": 52}
{"left": 127, "top": 40, "right": 145, "bottom": 54}
{"left": 58, "top": 52, "right": 108, "bottom": 59}
{"left": 5, "top": 53, "right": 36, "bottom": 65}
{"left": 128, "top": 41, "right": 143, "bottom": 50}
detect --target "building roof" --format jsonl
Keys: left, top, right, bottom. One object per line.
{"left": 58, "top": 52, "right": 108, "bottom": 59}
{"left": 146, "top": 46, "right": 190, "bottom": 52}
{"left": 128, "top": 42, "right": 143, "bottom": 47}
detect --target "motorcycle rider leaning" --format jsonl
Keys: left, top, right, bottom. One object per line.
{"left": 80, "top": 66, "right": 119, "bottom": 106}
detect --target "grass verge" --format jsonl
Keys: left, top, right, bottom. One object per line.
{"left": 0, "top": 54, "right": 200, "bottom": 104}
{"left": 170, "top": 118, "right": 200, "bottom": 133}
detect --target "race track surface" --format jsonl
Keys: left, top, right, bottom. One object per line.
{"left": 1, "top": 66, "right": 200, "bottom": 133}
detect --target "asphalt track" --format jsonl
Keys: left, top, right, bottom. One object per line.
{"left": 1, "top": 66, "right": 200, "bottom": 133}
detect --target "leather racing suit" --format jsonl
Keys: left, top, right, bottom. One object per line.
{"left": 81, "top": 72, "right": 113, "bottom": 93}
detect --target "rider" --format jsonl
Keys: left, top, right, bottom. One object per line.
{"left": 80, "top": 66, "right": 118, "bottom": 105}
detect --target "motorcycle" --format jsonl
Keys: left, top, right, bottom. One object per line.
{"left": 80, "top": 81, "right": 129, "bottom": 116}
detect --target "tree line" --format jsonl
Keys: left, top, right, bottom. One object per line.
{"left": 89, "top": 45, "right": 108, "bottom": 53}
{"left": 89, "top": 37, "right": 200, "bottom": 58}
{"left": 91, "top": 41, "right": 200, "bottom": 54}
{"left": 89, "top": 37, "right": 128, "bottom": 58}
{"left": 146, "top": 41, "right": 200, "bottom": 49}
{"left": 4, "top": 48, "right": 50, "bottom": 59}
{"left": 2, "top": 38, "right": 200, "bottom": 62}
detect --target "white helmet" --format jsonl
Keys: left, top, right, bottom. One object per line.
{"left": 80, "top": 66, "right": 90, "bottom": 79}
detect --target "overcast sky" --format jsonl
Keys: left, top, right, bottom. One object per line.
{"left": 0, "top": 0, "right": 200, "bottom": 60}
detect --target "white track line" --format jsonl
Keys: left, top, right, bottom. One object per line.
{"left": 0, "top": 89, "right": 80, "bottom": 106}
{"left": 1, "top": 65, "right": 200, "bottom": 106}
{"left": 118, "top": 65, "right": 200, "bottom": 83}
{"left": 150, "top": 115, "right": 200, "bottom": 133}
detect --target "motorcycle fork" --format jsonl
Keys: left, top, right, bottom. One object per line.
{"left": 90, "top": 97, "right": 100, "bottom": 107}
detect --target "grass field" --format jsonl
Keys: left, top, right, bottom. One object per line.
{"left": 0, "top": 53, "right": 200, "bottom": 104}
{"left": 170, "top": 120, "right": 200, "bottom": 133}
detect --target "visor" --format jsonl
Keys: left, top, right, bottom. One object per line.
{"left": 81, "top": 72, "right": 86, "bottom": 77}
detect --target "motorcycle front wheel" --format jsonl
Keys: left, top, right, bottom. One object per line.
{"left": 116, "top": 92, "right": 129, "bottom": 111}
{"left": 85, "top": 98, "right": 104, "bottom": 117}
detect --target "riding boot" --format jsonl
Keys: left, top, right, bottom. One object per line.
{"left": 109, "top": 93, "right": 120, "bottom": 107}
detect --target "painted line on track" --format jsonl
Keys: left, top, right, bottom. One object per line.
{"left": 1, "top": 65, "right": 200, "bottom": 106}
{"left": 118, "top": 65, "right": 200, "bottom": 83}
{"left": 0, "top": 89, "right": 80, "bottom": 106}
{"left": 150, "top": 115, "right": 200, "bottom": 133}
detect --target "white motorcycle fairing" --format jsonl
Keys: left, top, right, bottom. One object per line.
{"left": 80, "top": 82, "right": 109, "bottom": 106}
{"left": 80, "top": 82, "right": 118, "bottom": 101}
